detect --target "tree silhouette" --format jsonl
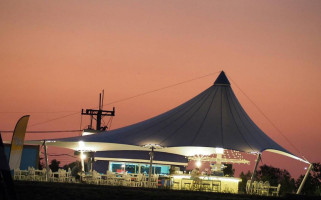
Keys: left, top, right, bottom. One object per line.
{"left": 63, "top": 161, "right": 81, "bottom": 180}
{"left": 38, "top": 157, "right": 44, "bottom": 170}
{"left": 223, "top": 164, "right": 235, "bottom": 177}
{"left": 257, "top": 164, "right": 295, "bottom": 195}
{"left": 49, "top": 159, "right": 60, "bottom": 172}
{"left": 239, "top": 170, "right": 252, "bottom": 193}
{"left": 63, "top": 161, "right": 80, "bottom": 171}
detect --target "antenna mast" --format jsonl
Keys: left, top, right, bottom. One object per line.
{"left": 81, "top": 90, "right": 115, "bottom": 132}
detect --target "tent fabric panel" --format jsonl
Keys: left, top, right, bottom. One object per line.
{"left": 226, "top": 87, "right": 291, "bottom": 154}
{"left": 52, "top": 71, "right": 298, "bottom": 159}
{"left": 264, "top": 149, "right": 309, "bottom": 164}
{"left": 191, "top": 87, "right": 222, "bottom": 147}
{"left": 159, "top": 87, "right": 218, "bottom": 147}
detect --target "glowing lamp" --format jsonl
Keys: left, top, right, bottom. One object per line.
{"left": 82, "top": 129, "right": 98, "bottom": 136}
{"left": 215, "top": 147, "right": 224, "bottom": 154}
{"left": 196, "top": 160, "right": 202, "bottom": 168}
{"left": 141, "top": 144, "right": 164, "bottom": 149}
{"left": 80, "top": 153, "right": 87, "bottom": 160}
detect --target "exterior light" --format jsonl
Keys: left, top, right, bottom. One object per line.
{"left": 82, "top": 129, "right": 98, "bottom": 136}
{"left": 142, "top": 144, "right": 164, "bottom": 149}
{"left": 196, "top": 160, "right": 202, "bottom": 168}
{"left": 80, "top": 151, "right": 86, "bottom": 172}
{"left": 215, "top": 147, "right": 224, "bottom": 154}
{"left": 77, "top": 140, "right": 96, "bottom": 152}
{"left": 80, "top": 153, "right": 87, "bottom": 160}
{"left": 44, "top": 140, "right": 56, "bottom": 143}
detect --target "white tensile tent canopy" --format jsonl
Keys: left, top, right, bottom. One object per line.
{"left": 26, "top": 71, "right": 311, "bottom": 193}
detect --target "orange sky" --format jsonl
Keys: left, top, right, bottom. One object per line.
{"left": 1, "top": 0, "right": 320, "bottom": 178}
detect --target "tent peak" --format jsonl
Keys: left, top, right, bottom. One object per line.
{"left": 214, "top": 71, "right": 230, "bottom": 85}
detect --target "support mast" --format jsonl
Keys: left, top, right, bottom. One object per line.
{"left": 249, "top": 153, "right": 261, "bottom": 194}
{"left": 297, "top": 163, "right": 313, "bottom": 194}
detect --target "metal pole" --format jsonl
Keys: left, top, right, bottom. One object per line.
{"left": 43, "top": 140, "right": 49, "bottom": 181}
{"left": 96, "top": 110, "right": 102, "bottom": 131}
{"left": 99, "top": 93, "right": 102, "bottom": 110}
{"left": 80, "top": 151, "right": 85, "bottom": 172}
{"left": 297, "top": 163, "right": 313, "bottom": 194}
{"left": 90, "top": 115, "right": 93, "bottom": 129}
{"left": 249, "top": 153, "right": 261, "bottom": 194}
{"left": 79, "top": 151, "right": 86, "bottom": 183}
{"left": 102, "top": 90, "right": 104, "bottom": 110}
{"left": 148, "top": 147, "right": 154, "bottom": 188}
{"left": 97, "top": 93, "right": 102, "bottom": 130}
{"left": 90, "top": 157, "right": 93, "bottom": 172}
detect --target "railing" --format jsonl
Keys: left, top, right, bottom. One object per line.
{"left": 14, "top": 167, "right": 73, "bottom": 182}
{"left": 13, "top": 168, "right": 159, "bottom": 188}
{"left": 246, "top": 180, "right": 281, "bottom": 196}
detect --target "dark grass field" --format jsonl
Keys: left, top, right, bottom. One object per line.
{"left": 13, "top": 181, "right": 320, "bottom": 200}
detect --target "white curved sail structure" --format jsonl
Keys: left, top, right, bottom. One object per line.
{"left": 27, "top": 71, "right": 308, "bottom": 164}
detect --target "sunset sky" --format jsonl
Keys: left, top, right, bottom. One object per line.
{"left": 1, "top": 0, "right": 320, "bottom": 178}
